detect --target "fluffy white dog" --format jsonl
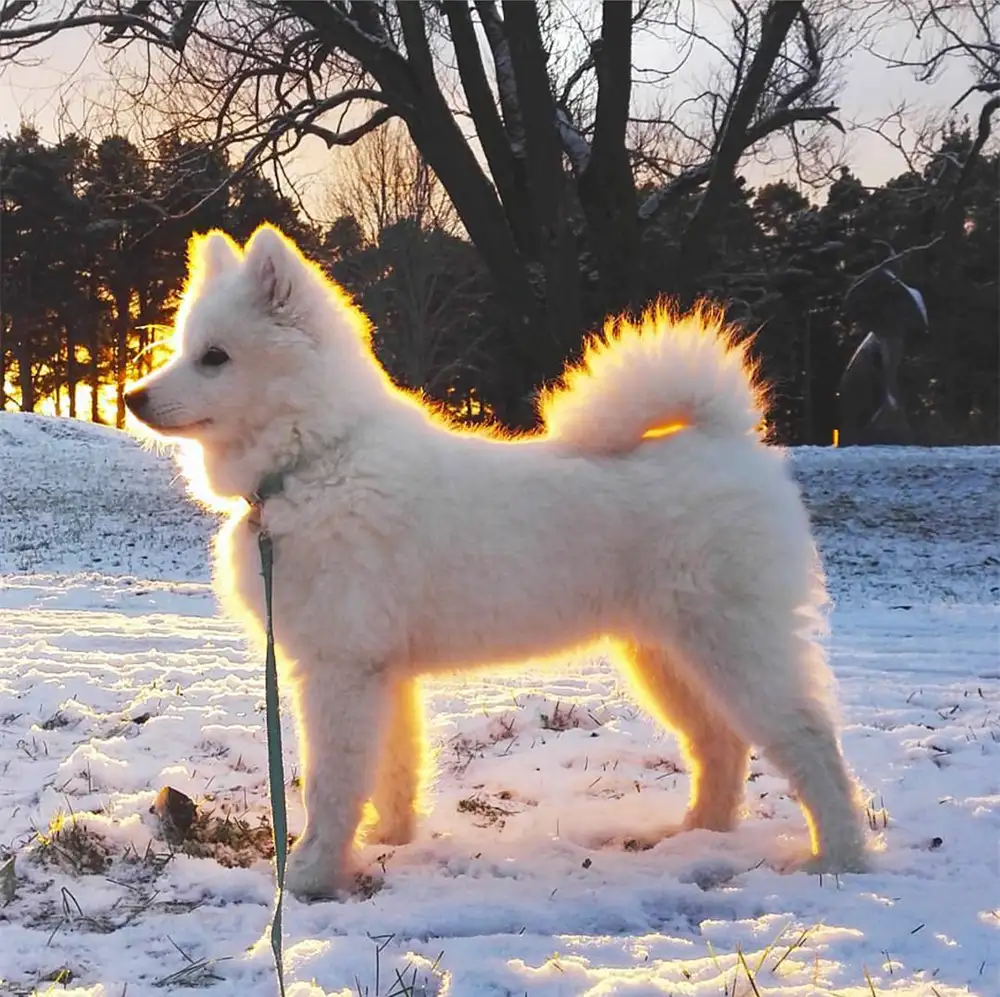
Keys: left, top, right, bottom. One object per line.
{"left": 125, "top": 224, "right": 868, "bottom": 899}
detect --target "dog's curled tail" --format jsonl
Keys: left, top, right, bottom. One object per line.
{"left": 539, "top": 301, "right": 765, "bottom": 455}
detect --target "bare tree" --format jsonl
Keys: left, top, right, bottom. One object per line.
{"left": 324, "top": 120, "right": 485, "bottom": 398}
{"left": 322, "top": 118, "right": 457, "bottom": 243}
{"left": 367, "top": 225, "right": 492, "bottom": 402}
{"left": 854, "top": 1, "right": 1000, "bottom": 442}
{"left": 864, "top": 1, "right": 999, "bottom": 220}
{"left": 1, "top": 0, "right": 852, "bottom": 424}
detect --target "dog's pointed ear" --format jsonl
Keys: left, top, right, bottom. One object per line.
{"left": 244, "top": 225, "right": 300, "bottom": 312}
{"left": 189, "top": 231, "right": 240, "bottom": 282}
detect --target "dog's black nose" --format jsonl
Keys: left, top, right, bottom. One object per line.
{"left": 124, "top": 386, "right": 149, "bottom": 416}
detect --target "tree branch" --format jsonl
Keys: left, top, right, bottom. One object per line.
{"left": 676, "top": 1, "right": 802, "bottom": 279}
{"left": 501, "top": 1, "right": 571, "bottom": 215}
{"left": 637, "top": 101, "right": 838, "bottom": 222}
{"left": 952, "top": 79, "right": 1000, "bottom": 110}
{"left": 297, "top": 0, "right": 541, "bottom": 358}
{"left": 555, "top": 108, "right": 591, "bottom": 173}
{"left": 773, "top": 5, "right": 820, "bottom": 111}
{"left": 746, "top": 102, "right": 842, "bottom": 144}
{"left": 304, "top": 104, "right": 396, "bottom": 148}
{"left": 284, "top": 0, "right": 413, "bottom": 101}
{"left": 0, "top": 8, "right": 172, "bottom": 47}
{"left": 940, "top": 94, "right": 1000, "bottom": 236}
{"left": 578, "top": 0, "right": 639, "bottom": 308}
{"left": 559, "top": 51, "right": 595, "bottom": 109}
{"left": 588, "top": 1, "right": 633, "bottom": 171}
{"left": 395, "top": 0, "right": 436, "bottom": 80}
{"left": 443, "top": 0, "right": 536, "bottom": 255}
{"left": 637, "top": 162, "right": 712, "bottom": 220}
{"left": 476, "top": 1, "right": 526, "bottom": 157}
{"left": 0, "top": 1, "right": 34, "bottom": 27}
{"left": 501, "top": 0, "right": 581, "bottom": 347}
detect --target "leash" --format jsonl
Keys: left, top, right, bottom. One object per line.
{"left": 248, "top": 462, "right": 301, "bottom": 994}
{"left": 254, "top": 506, "right": 288, "bottom": 996}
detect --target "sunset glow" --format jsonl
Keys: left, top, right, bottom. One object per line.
{"left": 642, "top": 422, "right": 687, "bottom": 440}
{"left": 10, "top": 382, "right": 119, "bottom": 426}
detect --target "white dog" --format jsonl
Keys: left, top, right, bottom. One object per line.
{"left": 125, "top": 224, "right": 868, "bottom": 899}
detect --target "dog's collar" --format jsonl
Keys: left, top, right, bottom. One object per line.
{"left": 245, "top": 467, "right": 294, "bottom": 532}
{"left": 250, "top": 469, "right": 289, "bottom": 506}
{"left": 245, "top": 430, "right": 308, "bottom": 524}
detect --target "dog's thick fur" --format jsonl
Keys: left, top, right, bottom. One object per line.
{"left": 126, "top": 225, "right": 868, "bottom": 899}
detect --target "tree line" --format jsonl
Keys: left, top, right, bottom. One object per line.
{"left": 2, "top": 118, "right": 995, "bottom": 444}
{"left": 1, "top": 1, "right": 997, "bottom": 443}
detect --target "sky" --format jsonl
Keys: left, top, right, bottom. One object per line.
{"left": 0, "top": 5, "right": 977, "bottom": 214}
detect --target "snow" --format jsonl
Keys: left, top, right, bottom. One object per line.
{"left": 555, "top": 108, "right": 591, "bottom": 174}
{"left": 637, "top": 163, "right": 712, "bottom": 221}
{"left": 1, "top": 412, "right": 998, "bottom": 997}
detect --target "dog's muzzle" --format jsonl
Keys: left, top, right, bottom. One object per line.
{"left": 124, "top": 386, "right": 150, "bottom": 420}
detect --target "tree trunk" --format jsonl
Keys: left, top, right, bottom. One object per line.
{"left": 445, "top": 1, "right": 538, "bottom": 259}
{"left": 89, "top": 313, "right": 101, "bottom": 423}
{"left": 0, "top": 319, "right": 7, "bottom": 410}
{"left": 501, "top": 1, "right": 584, "bottom": 410}
{"left": 113, "top": 286, "right": 131, "bottom": 429}
{"left": 65, "top": 315, "right": 78, "bottom": 419}
{"left": 52, "top": 330, "right": 64, "bottom": 416}
{"left": 491, "top": 333, "right": 549, "bottom": 429}
{"left": 677, "top": 1, "right": 802, "bottom": 292}
{"left": 812, "top": 314, "right": 842, "bottom": 446}
{"left": 15, "top": 329, "right": 35, "bottom": 413}
{"left": 293, "top": 0, "right": 550, "bottom": 428}
{"left": 801, "top": 311, "right": 813, "bottom": 443}
{"left": 578, "top": 0, "right": 640, "bottom": 315}
{"left": 137, "top": 288, "right": 152, "bottom": 374}
{"left": 393, "top": 51, "right": 548, "bottom": 426}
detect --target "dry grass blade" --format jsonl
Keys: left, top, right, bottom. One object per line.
{"left": 387, "top": 963, "right": 418, "bottom": 996}
{"left": 863, "top": 964, "right": 879, "bottom": 996}
{"left": 151, "top": 956, "right": 231, "bottom": 988}
{"left": 34, "top": 812, "right": 111, "bottom": 875}
{"left": 736, "top": 944, "right": 763, "bottom": 997}
{"left": 771, "top": 922, "right": 821, "bottom": 972}
{"left": 754, "top": 918, "right": 792, "bottom": 973}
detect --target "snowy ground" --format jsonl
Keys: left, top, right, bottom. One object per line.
{"left": 0, "top": 412, "right": 997, "bottom": 997}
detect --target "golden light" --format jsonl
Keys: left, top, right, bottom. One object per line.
{"left": 166, "top": 438, "right": 247, "bottom": 518}
{"left": 5, "top": 326, "right": 174, "bottom": 427}
{"left": 505, "top": 922, "right": 882, "bottom": 995}
{"left": 22, "top": 383, "right": 120, "bottom": 425}
{"left": 642, "top": 422, "right": 687, "bottom": 440}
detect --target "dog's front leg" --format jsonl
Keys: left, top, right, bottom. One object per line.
{"left": 286, "top": 663, "right": 386, "bottom": 900}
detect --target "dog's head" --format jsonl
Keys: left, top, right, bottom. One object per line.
{"left": 125, "top": 225, "right": 375, "bottom": 500}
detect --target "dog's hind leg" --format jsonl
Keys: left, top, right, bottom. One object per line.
{"left": 621, "top": 642, "right": 749, "bottom": 833}
{"left": 670, "top": 612, "right": 868, "bottom": 873}
{"left": 369, "top": 676, "right": 425, "bottom": 846}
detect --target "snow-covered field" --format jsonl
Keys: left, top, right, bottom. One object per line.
{"left": 0, "top": 413, "right": 997, "bottom": 997}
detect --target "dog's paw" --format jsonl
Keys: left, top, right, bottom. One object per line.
{"left": 795, "top": 850, "right": 871, "bottom": 876}
{"left": 677, "top": 858, "right": 743, "bottom": 891}
{"left": 681, "top": 811, "right": 739, "bottom": 834}
{"left": 367, "top": 815, "right": 415, "bottom": 847}
{"left": 284, "top": 840, "right": 379, "bottom": 902}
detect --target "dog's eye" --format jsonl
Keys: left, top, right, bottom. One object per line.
{"left": 200, "top": 347, "right": 230, "bottom": 368}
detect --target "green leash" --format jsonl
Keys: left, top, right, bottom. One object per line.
{"left": 250, "top": 466, "right": 299, "bottom": 994}
{"left": 258, "top": 520, "right": 288, "bottom": 996}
